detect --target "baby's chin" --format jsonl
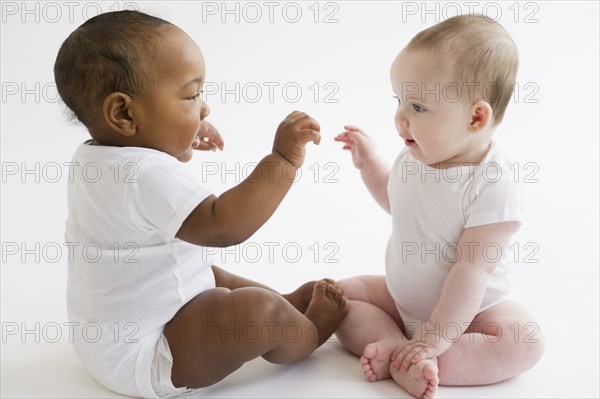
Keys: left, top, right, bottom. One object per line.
{"left": 408, "top": 147, "right": 439, "bottom": 165}
{"left": 407, "top": 146, "right": 425, "bottom": 161}
{"left": 410, "top": 151, "right": 441, "bottom": 168}
{"left": 176, "top": 148, "right": 194, "bottom": 163}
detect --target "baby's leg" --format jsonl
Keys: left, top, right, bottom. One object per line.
{"left": 163, "top": 276, "right": 347, "bottom": 388}
{"left": 336, "top": 276, "right": 438, "bottom": 398}
{"left": 336, "top": 276, "right": 407, "bottom": 379}
{"left": 439, "top": 301, "right": 544, "bottom": 385}
{"left": 392, "top": 301, "right": 545, "bottom": 386}
{"left": 212, "top": 265, "right": 326, "bottom": 313}
{"left": 212, "top": 265, "right": 345, "bottom": 344}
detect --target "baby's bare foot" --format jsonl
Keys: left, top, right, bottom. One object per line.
{"left": 304, "top": 280, "right": 348, "bottom": 346}
{"left": 282, "top": 281, "right": 314, "bottom": 313}
{"left": 282, "top": 279, "right": 335, "bottom": 313}
{"left": 390, "top": 357, "right": 439, "bottom": 399}
{"left": 360, "top": 338, "right": 404, "bottom": 381}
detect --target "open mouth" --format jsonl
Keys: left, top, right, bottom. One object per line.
{"left": 405, "top": 139, "right": 416, "bottom": 147}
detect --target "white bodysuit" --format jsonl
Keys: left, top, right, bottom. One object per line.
{"left": 385, "top": 142, "right": 523, "bottom": 330}
{"left": 65, "top": 141, "right": 215, "bottom": 398}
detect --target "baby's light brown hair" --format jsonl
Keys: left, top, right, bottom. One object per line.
{"left": 406, "top": 14, "right": 518, "bottom": 125}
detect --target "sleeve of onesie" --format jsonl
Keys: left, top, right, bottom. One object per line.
{"left": 464, "top": 162, "right": 524, "bottom": 229}
{"left": 128, "top": 154, "right": 213, "bottom": 238}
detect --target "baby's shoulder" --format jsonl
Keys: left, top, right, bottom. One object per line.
{"left": 73, "top": 143, "right": 178, "bottom": 172}
{"left": 473, "top": 143, "right": 518, "bottom": 186}
{"left": 468, "top": 143, "right": 523, "bottom": 204}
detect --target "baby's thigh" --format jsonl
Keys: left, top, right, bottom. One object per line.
{"left": 467, "top": 301, "right": 545, "bottom": 354}
{"left": 163, "top": 286, "right": 312, "bottom": 388}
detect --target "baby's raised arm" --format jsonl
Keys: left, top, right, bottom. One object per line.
{"left": 335, "top": 126, "right": 391, "bottom": 213}
{"left": 177, "top": 111, "right": 320, "bottom": 247}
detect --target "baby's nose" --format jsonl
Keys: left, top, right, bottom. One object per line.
{"left": 201, "top": 103, "right": 210, "bottom": 119}
{"left": 395, "top": 114, "right": 407, "bottom": 130}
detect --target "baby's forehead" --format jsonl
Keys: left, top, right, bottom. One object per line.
{"left": 141, "top": 27, "right": 206, "bottom": 82}
{"left": 391, "top": 49, "right": 467, "bottom": 104}
{"left": 137, "top": 24, "right": 181, "bottom": 53}
{"left": 139, "top": 26, "right": 200, "bottom": 63}
{"left": 392, "top": 50, "right": 453, "bottom": 85}
{"left": 154, "top": 26, "right": 202, "bottom": 56}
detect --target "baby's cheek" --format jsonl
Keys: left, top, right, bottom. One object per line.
{"left": 429, "top": 138, "right": 444, "bottom": 150}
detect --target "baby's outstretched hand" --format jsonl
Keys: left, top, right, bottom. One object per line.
{"left": 334, "top": 125, "right": 377, "bottom": 170}
{"left": 272, "top": 111, "right": 321, "bottom": 168}
{"left": 193, "top": 121, "right": 224, "bottom": 151}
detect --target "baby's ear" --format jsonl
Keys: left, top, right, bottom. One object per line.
{"left": 468, "top": 100, "right": 493, "bottom": 133}
{"left": 103, "top": 92, "right": 136, "bottom": 136}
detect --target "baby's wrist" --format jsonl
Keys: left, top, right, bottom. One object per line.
{"left": 413, "top": 322, "right": 453, "bottom": 349}
{"left": 358, "top": 154, "right": 383, "bottom": 173}
{"left": 271, "top": 148, "right": 300, "bottom": 169}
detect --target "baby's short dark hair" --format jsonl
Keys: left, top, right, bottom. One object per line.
{"left": 54, "top": 10, "right": 173, "bottom": 127}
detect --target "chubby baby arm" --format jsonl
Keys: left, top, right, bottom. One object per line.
{"left": 177, "top": 111, "right": 320, "bottom": 247}
{"left": 335, "top": 125, "right": 391, "bottom": 213}
{"left": 391, "top": 221, "right": 521, "bottom": 370}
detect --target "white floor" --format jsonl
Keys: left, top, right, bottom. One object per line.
{"left": 2, "top": 336, "right": 598, "bottom": 399}
{"left": 2, "top": 273, "right": 599, "bottom": 399}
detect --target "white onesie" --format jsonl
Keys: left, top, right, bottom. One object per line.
{"left": 65, "top": 141, "right": 215, "bottom": 398}
{"left": 385, "top": 141, "right": 523, "bottom": 330}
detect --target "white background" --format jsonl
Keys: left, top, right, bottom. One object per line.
{"left": 1, "top": 1, "right": 599, "bottom": 397}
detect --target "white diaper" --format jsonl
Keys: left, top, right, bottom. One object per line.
{"left": 394, "top": 303, "right": 424, "bottom": 339}
{"left": 151, "top": 334, "right": 204, "bottom": 398}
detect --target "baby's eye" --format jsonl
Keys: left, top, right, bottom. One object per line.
{"left": 188, "top": 90, "right": 204, "bottom": 101}
{"left": 412, "top": 103, "right": 426, "bottom": 113}
{"left": 393, "top": 95, "right": 401, "bottom": 105}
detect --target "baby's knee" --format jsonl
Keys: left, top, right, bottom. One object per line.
{"left": 233, "top": 287, "right": 288, "bottom": 321}
{"left": 521, "top": 323, "right": 545, "bottom": 368}
{"left": 337, "top": 275, "right": 385, "bottom": 301}
{"left": 498, "top": 320, "right": 545, "bottom": 371}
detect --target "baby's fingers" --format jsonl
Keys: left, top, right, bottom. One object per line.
{"left": 400, "top": 347, "right": 423, "bottom": 371}
{"left": 197, "top": 137, "right": 223, "bottom": 151}
{"left": 302, "top": 118, "right": 321, "bottom": 135}
{"left": 390, "top": 345, "right": 411, "bottom": 370}
{"left": 344, "top": 125, "right": 364, "bottom": 134}
{"left": 334, "top": 132, "right": 350, "bottom": 142}
{"left": 335, "top": 134, "right": 355, "bottom": 151}
{"left": 336, "top": 130, "right": 363, "bottom": 146}
{"left": 411, "top": 347, "right": 436, "bottom": 364}
{"left": 390, "top": 347, "right": 402, "bottom": 363}
{"left": 300, "top": 129, "right": 321, "bottom": 145}
{"left": 197, "top": 122, "right": 225, "bottom": 151}
{"left": 389, "top": 355, "right": 402, "bottom": 371}
{"left": 207, "top": 133, "right": 224, "bottom": 151}
{"left": 193, "top": 138, "right": 213, "bottom": 151}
